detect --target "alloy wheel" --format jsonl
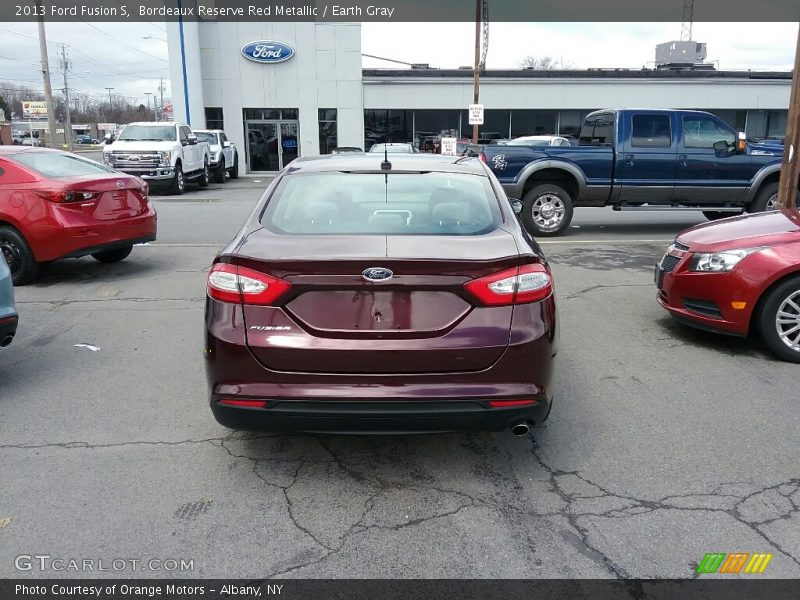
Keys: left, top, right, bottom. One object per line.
{"left": 531, "top": 193, "right": 566, "bottom": 232}
{"left": 0, "top": 239, "right": 21, "bottom": 277}
{"left": 177, "top": 169, "right": 184, "bottom": 191}
{"left": 775, "top": 289, "right": 800, "bottom": 352}
{"left": 766, "top": 193, "right": 778, "bottom": 210}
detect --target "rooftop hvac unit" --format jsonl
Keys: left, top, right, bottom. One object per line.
{"left": 655, "top": 41, "right": 709, "bottom": 69}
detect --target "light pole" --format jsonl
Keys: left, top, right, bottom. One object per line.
{"left": 144, "top": 92, "right": 153, "bottom": 120}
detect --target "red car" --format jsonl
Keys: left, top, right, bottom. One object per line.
{"left": 205, "top": 154, "right": 557, "bottom": 434}
{"left": 0, "top": 147, "right": 157, "bottom": 284}
{"left": 656, "top": 209, "right": 800, "bottom": 362}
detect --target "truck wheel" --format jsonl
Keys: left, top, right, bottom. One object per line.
{"left": 213, "top": 160, "right": 226, "bottom": 184}
{"left": 228, "top": 153, "right": 239, "bottom": 179}
{"left": 747, "top": 182, "right": 779, "bottom": 213}
{"left": 757, "top": 275, "right": 800, "bottom": 363}
{"left": 198, "top": 160, "right": 210, "bottom": 188}
{"left": 521, "top": 183, "right": 574, "bottom": 237}
{"left": 170, "top": 163, "right": 185, "bottom": 195}
{"left": 703, "top": 211, "right": 740, "bottom": 221}
{"left": 0, "top": 226, "right": 40, "bottom": 285}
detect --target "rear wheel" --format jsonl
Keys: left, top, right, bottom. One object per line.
{"left": 758, "top": 276, "right": 800, "bottom": 363}
{"left": 198, "top": 160, "right": 210, "bottom": 187}
{"left": 213, "top": 160, "right": 226, "bottom": 184}
{"left": 228, "top": 153, "right": 239, "bottom": 179}
{"left": 521, "top": 183, "right": 574, "bottom": 237}
{"left": 170, "top": 163, "right": 185, "bottom": 195}
{"left": 747, "top": 182, "right": 779, "bottom": 213}
{"left": 92, "top": 245, "right": 133, "bottom": 263}
{"left": 0, "top": 226, "right": 39, "bottom": 285}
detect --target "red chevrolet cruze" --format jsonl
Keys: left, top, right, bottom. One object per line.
{"left": 205, "top": 154, "right": 557, "bottom": 434}
{"left": 0, "top": 147, "right": 157, "bottom": 284}
{"left": 656, "top": 209, "right": 800, "bottom": 362}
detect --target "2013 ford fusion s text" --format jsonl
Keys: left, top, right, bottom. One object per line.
{"left": 656, "top": 209, "right": 800, "bottom": 362}
{"left": 204, "top": 154, "right": 558, "bottom": 434}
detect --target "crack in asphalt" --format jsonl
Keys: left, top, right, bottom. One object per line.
{"left": 561, "top": 283, "right": 653, "bottom": 300}
{"left": 3, "top": 431, "right": 798, "bottom": 578}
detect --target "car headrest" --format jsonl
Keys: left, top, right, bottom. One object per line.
{"left": 302, "top": 200, "right": 339, "bottom": 225}
{"left": 431, "top": 201, "right": 473, "bottom": 225}
{"left": 367, "top": 212, "right": 407, "bottom": 229}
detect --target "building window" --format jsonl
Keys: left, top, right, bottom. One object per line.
{"left": 205, "top": 107, "right": 223, "bottom": 130}
{"left": 708, "top": 110, "right": 746, "bottom": 133}
{"left": 558, "top": 110, "right": 593, "bottom": 138}
{"left": 243, "top": 108, "right": 299, "bottom": 121}
{"left": 412, "top": 110, "right": 459, "bottom": 150}
{"left": 460, "top": 109, "right": 511, "bottom": 141}
{"left": 318, "top": 109, "right": 337, "bottom": 154}
{"left": 364, "top": 109, "right": 413, "bottom": 150}
{"left": 746, "top": 109, "right": 787, "bottom": 141}
{"left": 510, "top": 110, "right": 558, "bottom": 137}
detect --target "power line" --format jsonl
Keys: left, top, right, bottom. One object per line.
{"left": 81, "top": 22, "right": 167, "bottom": 62}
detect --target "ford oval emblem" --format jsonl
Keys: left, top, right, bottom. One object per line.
{"left": 241, "top": 40, "right": 295, "bottom": 64}
{"left": 362, "top": 267, "right": 393, "bottom": 282}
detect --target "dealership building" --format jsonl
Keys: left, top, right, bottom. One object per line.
{"left": 165, "top": 21, "right": 793, "bottom": 175}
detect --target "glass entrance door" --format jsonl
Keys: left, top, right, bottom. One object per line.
{"left": 244, "top": 120, "right": 300, "bottom": 172}
{"left": 246, "top": 122, "right": 279, "bottom": 172}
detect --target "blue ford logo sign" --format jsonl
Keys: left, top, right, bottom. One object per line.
{"left": 241, "top": 41, "right": 295, "bottom": 64}
{"left": 362, "top": 267, "right": 393, "bottom": 282}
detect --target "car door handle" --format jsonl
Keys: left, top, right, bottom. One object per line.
{"left": 678, "top": 154, "right": 687, "bottom": 167}
{"left": 624, "top": 154, "right": 634, "bottom": 166}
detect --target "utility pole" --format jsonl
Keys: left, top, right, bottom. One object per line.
{"left": 105, "top": 87, "right": 114, "bottom": 115}
{"left": 471, "top": 0, "right": 481, "bottom": 144}
{"left": 778, "top": 23, "right": 800, "bottom": 210}
{"left": 144, "top": 92, "right": 153, "bottom": 120}
{"left": 59, "top": 44, "right": 73, "bottom": 152}
{"left": 36, "top": 0, "right": 57, "bottom": 148}
{"left": 158, "top": 78, "right": 165, "bottom": 121}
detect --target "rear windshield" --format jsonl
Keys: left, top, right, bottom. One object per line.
{"left": 261, "top": 172, "right": 500, "bottom": 235}
{"left": 195, "top": 132, "right": 218, "bottom": 145}
{"left": 12, "top": 152, "right": 115, "bottom": 177}
{"left": 117, "top": 125, "right": 176, "bottom": 142}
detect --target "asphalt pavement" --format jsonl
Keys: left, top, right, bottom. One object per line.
{"left": 1, "top": 179, "right": 798, "bottom": 579}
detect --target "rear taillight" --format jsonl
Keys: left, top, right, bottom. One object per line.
{"left": 139, "top": 183, "right": 149, "bottom": 200}
{"left": 489, "top": 399, "right": 536, "bottom": 408}
{"left": 464, "top": 263, "right": 552, "bottom": 306}
{"left": 479, "top": 153, "right": 487, "bottom": 163}
{"left": 218, "top": 399, "right": 267, "bottom": 408}
{"left": 34, "top": 190, "right": 98, "bottom": 203}
{"left": 207, "top": 263, "right": 292, "bottom": 305}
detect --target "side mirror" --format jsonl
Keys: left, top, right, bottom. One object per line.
{"left": 736, "top": 131, "right": 747, "bottom": 153}
{"left": 713, "top": 140, "right": 730, "bottom": 153}
{"left": 104, "top": 133, "right": 114, "bottom": 143}
{"left": 222, "top": 141, "right": 232, "bottom": 148}
{"left": 187, "top": 134, "right": 198, "bottom": 145}
{"left": 509, "top": 199, "right": 523, "bottom": 215}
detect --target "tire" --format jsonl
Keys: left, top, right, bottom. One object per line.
{"left": 170, "top": 162, "right": 185, "bottom": 195}
{"left": 228, "top": 153, "right": 239, "bottom": 179}
{"left": 0, "top": 226, "right": 39, "bottom": 285}
{"left": 91, "top": 245, "right": 133, "bottom": 263}
{"left": 198, "top": 160, "right": 210, "bottom": 188}
{"left": 757, "top": 276, "right": 800, "bottom": 363}
{"left": 213, "top": 160, "right": 226, "bottom": 184}
{"left": 520, "top": 183, "right": 574, "bottom": 237}
{"left": 703, "top": 211, "right": 741, "bottom": 221}
{"left": 747, "top": 182, "right": 779, "bottom": 213}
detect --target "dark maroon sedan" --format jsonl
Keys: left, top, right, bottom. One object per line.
{"left": 204, "top": 154, "right": 557, "bottom": 434}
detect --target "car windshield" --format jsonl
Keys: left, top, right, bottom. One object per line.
{"left": 12, "top": 151, "right": 115, "bottom": 177}
{"left": 195, "top": 132, "right": 218, "bottom": 145}
{"left": 507, "top": 139, "right": 553, "bottom": 146}
{"left": 262, "top": 172, "right": 500, "bottom": 235}
{"left": 369, "top": 144, "right": 413, "bottom": 153}
{"left": 117, "top": 125, "right": 176, "bottom": 142}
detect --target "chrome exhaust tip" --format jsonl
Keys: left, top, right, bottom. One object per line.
{"left": 511, "top": 422, "right": 531, "bottom": 436}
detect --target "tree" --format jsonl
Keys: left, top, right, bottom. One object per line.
{"left": 520, "top": 56, "right": 574, "bottom": 70}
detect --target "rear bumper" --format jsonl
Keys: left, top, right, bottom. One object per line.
{"left": 210, "top": 397, "right": 550, "bottom": 434}
{"left": 0, "top": 314, "right": 18, "bottom": 347}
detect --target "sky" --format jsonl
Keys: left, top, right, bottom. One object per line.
{"left": 0, "top": 21, "right": 796, "bottom": 108}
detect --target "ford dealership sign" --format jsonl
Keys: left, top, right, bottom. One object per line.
{"left": 241, "top": 41, "right": 295, "bottom": 64}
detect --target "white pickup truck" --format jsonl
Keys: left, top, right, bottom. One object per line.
{"left": 103, "top": 122, "right": 210, "bottom": 195}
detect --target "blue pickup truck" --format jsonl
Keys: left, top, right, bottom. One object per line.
{"left": 481, "top": 109, "right": 785, "bottom": 236}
